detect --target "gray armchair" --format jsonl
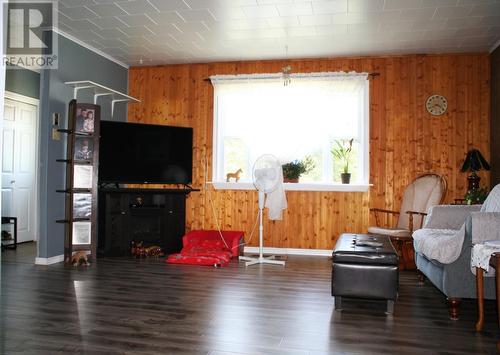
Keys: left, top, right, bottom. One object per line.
{"left": 413, "top": 184, "right": 500, "bottom": 320}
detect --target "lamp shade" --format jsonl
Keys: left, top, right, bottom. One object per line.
{"left": 460, "top": 149, "right": 490, "bottom": 173}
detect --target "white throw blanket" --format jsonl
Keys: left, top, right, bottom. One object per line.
{"left": 413, "top": 226, "right": 465, "bottom": 264}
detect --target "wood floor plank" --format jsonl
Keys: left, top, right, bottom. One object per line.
{"left": 1, "top": 243, "right": 498, "bottom": 354}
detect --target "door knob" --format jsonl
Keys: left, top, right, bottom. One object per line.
{"left": 10, "top": 180, "right": 15, "bottom": 184}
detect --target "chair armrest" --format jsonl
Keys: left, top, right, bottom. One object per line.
{"left": 406, "top": 210, "right": 428, "bottom": 231}
{"left": 471, "top": 212, "right": 500, "bottom": 244}
{"left": 424, "top": 204, "right": 482, "bottom": 229}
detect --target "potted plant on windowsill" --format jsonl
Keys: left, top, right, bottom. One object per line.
{"left": 331, "top": 138, "right": 354, "bottom": 184}
{"left": 282, "top": 156, "right": 314, "bottom": 183}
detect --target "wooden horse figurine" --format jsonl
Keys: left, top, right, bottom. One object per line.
{"left": 226, "top": 169, "right": 243, "bottom": 182}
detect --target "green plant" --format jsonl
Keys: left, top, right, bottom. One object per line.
{"left": 331, "top": 139, "right": 354, "bottom": 174}
{"left": 464, "top": 188, "right": 489, "bottom": 205}
{"left": 282, "top": 156, "right": 315, "bottom": 180}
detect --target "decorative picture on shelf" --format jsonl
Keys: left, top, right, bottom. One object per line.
{"left": 74, "top": 165, "right": 93, "bottom": 189}
{"left": 73, "top": 193, "right": 92, "bottom": 219}
{"left": 74, "top": 137, "right": 93, "bottom": 161}
{"left": 72, "top": 221, "right": 91, "bottom": 245}
{"left": 75, "top": 107, "right": 95, "bottom": 133}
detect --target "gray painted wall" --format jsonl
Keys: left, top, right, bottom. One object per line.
{"left": 492, "top": 45, "right": 500, "bottom": 189}
{"left": 38, "top": 32, "right": 128, "bottom": 258}
{"left": 5, "top": 67, "right": 40, "bottom": 99}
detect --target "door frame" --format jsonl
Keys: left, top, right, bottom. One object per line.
{"left": 4, "top": 91, "right": 40, "bottom": 244}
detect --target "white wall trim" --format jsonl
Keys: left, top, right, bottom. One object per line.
{"left": 4, "top": 91, "right": 39, "bottom": 106}
{"left": 53, "top": 28, "right": 129, "bottom": 69}
{"left": 35, "top": 254, "right": 64, "bottom": 265}
{"left": 490, "top": 38, "right": 500, "bottom": 53}
{"left": 243, "top": 246, "right": 332, "bottom": 257}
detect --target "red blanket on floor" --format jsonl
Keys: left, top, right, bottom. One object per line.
{"left": 166, "top": 230, "right": 244, "bottom": 267}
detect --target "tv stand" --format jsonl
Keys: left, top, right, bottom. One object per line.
{"left": 98, "top": 187, "right": 195, "bottom": 256}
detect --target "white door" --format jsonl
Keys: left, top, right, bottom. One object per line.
{"left": 2, "top": 97, "right": 38, "bottom": 243}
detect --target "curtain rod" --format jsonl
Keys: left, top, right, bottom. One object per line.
{"left": 203, "top": 72, "right": 380, "bottom": 82}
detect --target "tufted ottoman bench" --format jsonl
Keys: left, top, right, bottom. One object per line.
{"left": 331, "top": 233, "right": 399, "bottom": 314}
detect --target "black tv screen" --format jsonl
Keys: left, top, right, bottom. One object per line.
{"left": 99, "top": 121, "right": 193, "bottom": 184}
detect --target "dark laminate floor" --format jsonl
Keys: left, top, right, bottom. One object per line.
{"left": 1, "top": 243, "right": 499, "bottom": 355}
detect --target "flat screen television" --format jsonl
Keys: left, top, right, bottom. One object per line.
{"left": 99, "top": 121, "right": 193, "bottom": 184}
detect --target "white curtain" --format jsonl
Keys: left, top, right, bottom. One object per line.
{"left": 211, "top": 72, "right": 368, "bottom": 180}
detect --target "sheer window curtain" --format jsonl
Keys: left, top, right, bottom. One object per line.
{"left": 211, "top": 72, "right": 369, "bottom": 184}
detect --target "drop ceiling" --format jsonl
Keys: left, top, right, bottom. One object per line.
{"left": 57, "top": 0, "right": 500, "bottom": 67}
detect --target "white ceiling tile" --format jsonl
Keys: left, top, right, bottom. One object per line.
{"left": 60, "top": 0, "right": 95, "bottom": 8}
{"left": 347, "top": 0, "right": 385, "bottom": 12}
{"left": 434, "top": 5, "right": 473, "bottom": 18}
{"left": 480, "top": 15, "right": 500, "bottom": 25}
{"left": 146, "top": 11, "right": 186, "bottom": 24}
{"left": 347, "top": 23, "right": 379, "bottom": 33}
{"left": 178, "top": 9, "right": 217, "bottom": 22}
{"left": 267, "top": 16, "right": 301, "bottom": 27}
{"left": 412, "top": 19, "right": 447, "bottom": 30}
{"left": 209, "top": 7, "right": 247, "bottom": 20}
{"left": 384, "top": 0, "right": 424, "bottom": 10}
{"left": 286, "top": 26, "right": 317, "bottom": 36}
{"left": 147, "top": 0, "right": 191, "bottom": 12}
{"left": 117, "top": 0, "right": 160, "bottom": 15}
{"left": 399, "top": 7, "right": 436, "bottom": 20}
{"left": 87, "top": 4, "right": 127, "bottom": 17}
{"left": 63, "top": 19, "right": 101, "bottom": 31}
{"left": 117, "top": 14, "right": 157, "bottom": 27}
{"left": 60, "top": 6, "right": 99, "bottom": 20}
{"left": 89, "top": 17, "right": 129, "bottom": 29}
{"left": 316, "top": 24, "right": 348, "bottom": 34}
{"left": 52, "top": 0, "right": 498, "bottom": 65}
{"left": 487, "top": 26, "right": 500, "bottom": 35}
{"left": 332, "top": 12, "right": 368, "bottom": 24}
{"left": 242, "top": 5, "right": 280, "bottom": 18}
{"left": 423, "top": 28, "right": 458, "bottom": 39}
{"left": 421, "top": 0, "right": 459, "bottom": 7}
{"left": 455, "top": 27, "right": 489, "bottom": 37}
{"left": 94, "top": 28, "right": 128, "bottom": 39}
{"left": 379, "top": 21, "right": 414, "bottom": 32}
{"left": 312, "top": 1, "right": 348, "bottom": 14}
{"left": 146, "top": 24, "right": 182, "bottom": 36}
{"left": 119, "top": 26, "right": 156, "bottom": 37}
{"left": 221, "top": 18, "right": 270, "bottom": 29}
{"left": 445, "top": 16, "right": 484, "bottom": 28}
{"left": 469, "top": 3, "right": 500, "bottom": 16}
{"left": 277, "top": 3, "right": 314, "bottom": 16}
{"left": 94, "top": 38, "right": 129, "bottom": 48}
{"left": 299, "top": 14, "right": 333, "bottom": 26}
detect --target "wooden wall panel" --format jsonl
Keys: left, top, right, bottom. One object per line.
{"left": 128, "top": 54, "right": 491, "bottom": 250}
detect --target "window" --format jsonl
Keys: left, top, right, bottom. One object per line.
{"left": 211, "top": 72, "right": 369, "bottom": 191}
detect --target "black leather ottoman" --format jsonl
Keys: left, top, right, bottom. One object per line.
{"left": 331, "top": 233, "right": 399, "bottom": 314}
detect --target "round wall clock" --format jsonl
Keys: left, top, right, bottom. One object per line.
{"left": 426, "top": 94, "right": 448, "bottom": 116}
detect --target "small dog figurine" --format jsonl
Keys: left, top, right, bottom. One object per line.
{"left": 226, "top": 168, "right": 243, "bottom": 182}
{"left": 70, "top": 251, "right": 90, "bottom": 266}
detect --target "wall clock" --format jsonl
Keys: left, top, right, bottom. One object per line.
{"left": 426, "top": 94, "right": 448, "bottom": 116}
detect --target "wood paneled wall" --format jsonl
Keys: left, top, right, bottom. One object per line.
{"left": 128, "top": 54, "right": 490, "bottom": 250}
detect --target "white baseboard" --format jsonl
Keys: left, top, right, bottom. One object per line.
{"left": 243, "top": 246, "right": 331, "bottom": 257}
{"left": 35, "top": 254, "right": 64, "bottom": 265}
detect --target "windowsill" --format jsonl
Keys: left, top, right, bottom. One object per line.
{"left": 210, "top": 182, "right": 371, "bottom": 192}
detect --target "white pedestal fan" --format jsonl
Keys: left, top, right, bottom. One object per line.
{"left": 239, "top": 154, "right": 286, "bottom": 267}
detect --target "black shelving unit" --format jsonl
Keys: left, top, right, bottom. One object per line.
{"left": 1, "top": 216, "right": 17, "bottom": 251}
{"left": 56, "top": 99, "right": 100, "bottom": 264}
